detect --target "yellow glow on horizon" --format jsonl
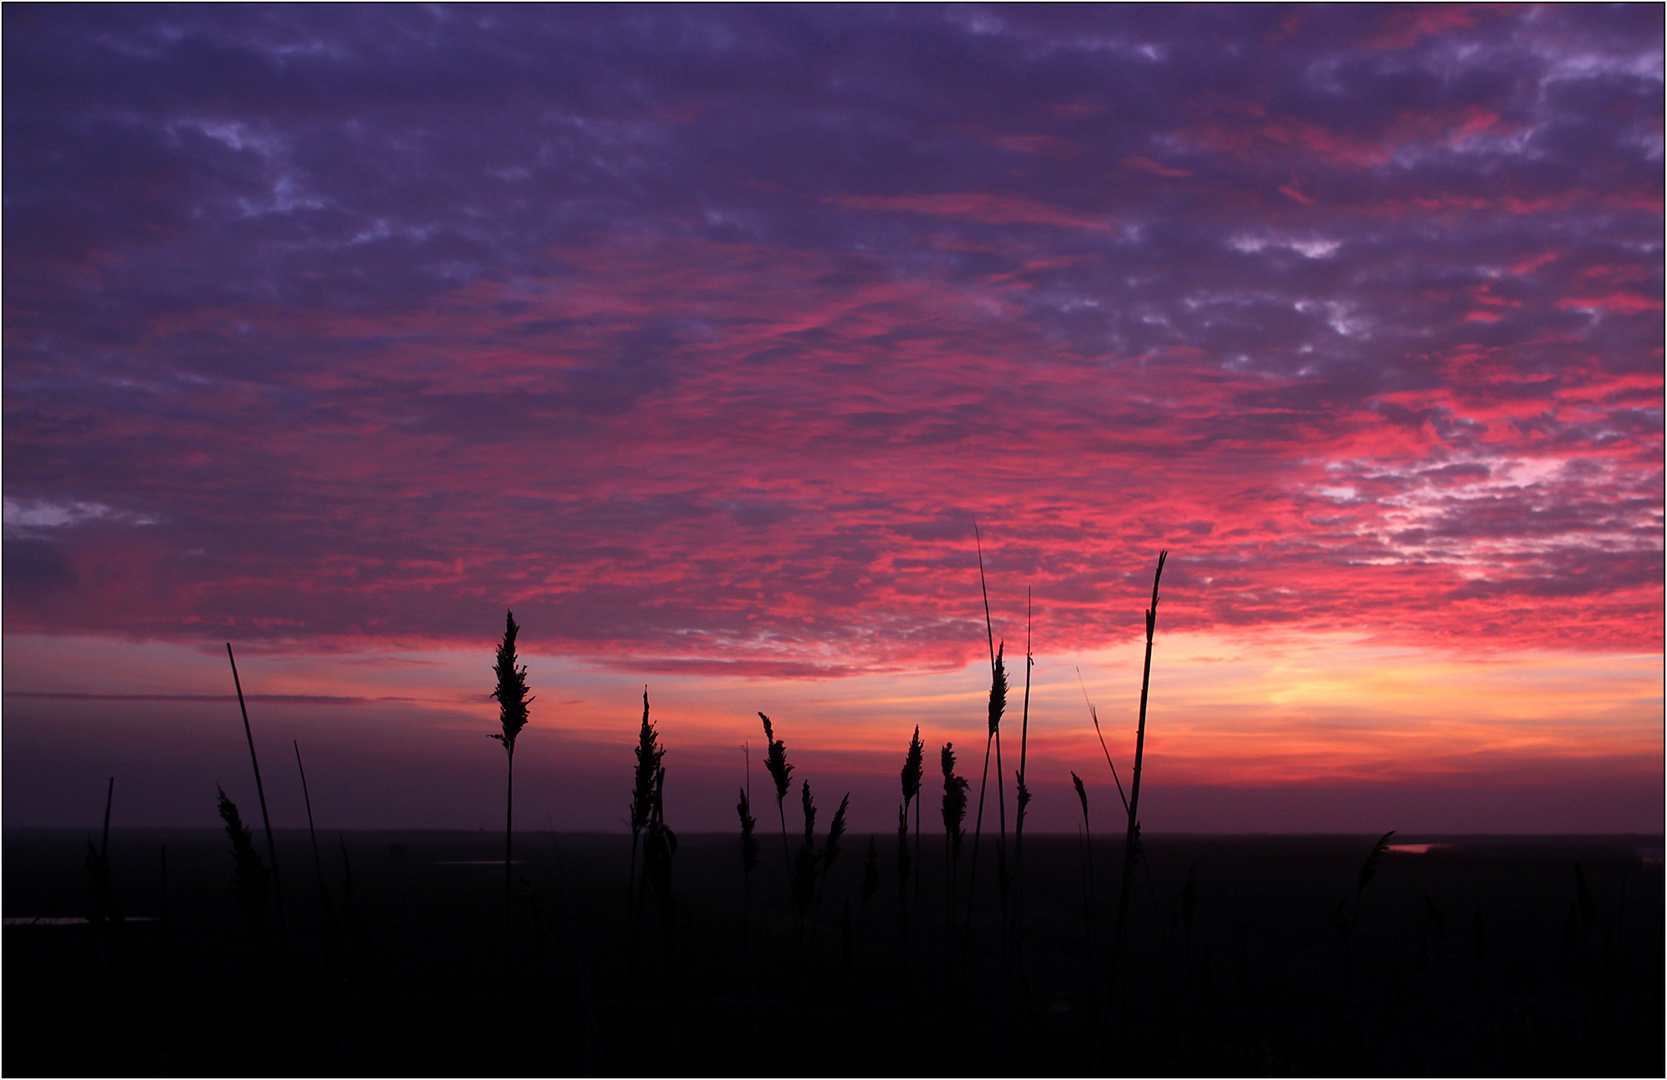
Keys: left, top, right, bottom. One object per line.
{"left": 5, "top": 629, "right": 1660, "bottom": 787}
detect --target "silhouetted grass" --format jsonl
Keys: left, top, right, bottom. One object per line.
{"left": 216, "top": 787, "right": 271, "bottom": 932}
{"left": 8, "top": 562, "right": 1661, "bottom": 1078}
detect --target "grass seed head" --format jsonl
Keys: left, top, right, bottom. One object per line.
{"left": 941, "top": 743, "right": 968, "bottom": 859}
{"left": 631, "top": 689, "right": 663, "bottom": 838}
{"left": 1357, "top": 829, "right": 1395, "bottom": 893}
{"left": 489, "top": 610, "right": 532, "bottom": 754}
{"left": 901, "top": 725, "right": 924, "bottom": 811}
{"left": 988, "top": 642, "right": 1008, "bottom": 735}
{"left": 216, "top": 786, "right": 270, "bottom": 931}
{"left": 759, "top": 712, "right": 794, "bottom": 808}
{"left": 823, "top": 793, "right": 850, "bottom": 872}
{"left": 737, "top": 787, "right": 759, "bottom": 876}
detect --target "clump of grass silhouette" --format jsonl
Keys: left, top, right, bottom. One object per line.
{"left": 217, "top": 786, "right": 271, "bottom": 932}
{"left": 487, "top": 610, "right": 532, "bottom": 931}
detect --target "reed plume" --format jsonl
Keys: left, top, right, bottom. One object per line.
{"left": 823, "top": 793, "right": 850, "bottom": 874}
{"left": 792, "top": 781, "right": 819, "bottom": 925}
{"left": 217, "top": 786, "right": 271, "bottom": 931}
{"left": 759, "top": 712, "right": 795, "bottom": 873}
{"left": 967, "top": 641, "right": 1007, "bottom": 918}
{"left": 1357, "top": 830, "right": 1395, "bottom": 895}
{"left": 901, "top": 726, "right": 924, "bottom": 903}
{"left": 812, "top": 793, "right": 851, "bottom": 941}
{"left": 941, "top": 744, "right": 969, "bottom": 860}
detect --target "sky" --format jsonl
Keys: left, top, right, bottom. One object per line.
{"left": 4, "top": 4, "right": 1662, "bottom": 836}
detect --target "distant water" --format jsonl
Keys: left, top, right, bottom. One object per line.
{"left": 5, "top": 916, "right": 156, "bottom": 926}
{"left": 1387, "top": 843, "right": 1452, "bottom": 855}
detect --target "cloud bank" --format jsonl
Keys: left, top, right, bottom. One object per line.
{"left": 5, "top": 5, "right": 1661, "bottom": 675}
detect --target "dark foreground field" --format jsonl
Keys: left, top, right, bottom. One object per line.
{"left": 5, "top": 828, "right": 1661, "bottom": 1076}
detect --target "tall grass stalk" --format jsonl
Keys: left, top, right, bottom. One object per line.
{"left": 1103, "top": 549, "right": 1167, "bottom": 1065}
{"left": 487, "top": 610, "right": 531, "bottom": 1072}
{"left": 226, "top": 644, "right": 285, "bottom": 932}
{"left": 292, "top": 741, "right": 346, "bottom": 967}
{"left": 1079, "top": 667, "right": 1130, "bottom": 819}
{"left": 293, "top": 739, "right": 351, "bottom": 1067}
{"left": 86, "top": 777, "right": 126, "bottom": 1071}
{"left": 1009, "top": 592, "right": 1034, "bottom": 969}
{"left": 1072, "top": 772, "right": 1096, "bottom": 969}
{"left": 965, "top": 526, "right": 1007, "bottom": 934}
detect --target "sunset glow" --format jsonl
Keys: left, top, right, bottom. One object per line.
{"left": 4, "top": 5, "right": 1661, "bottom": 832}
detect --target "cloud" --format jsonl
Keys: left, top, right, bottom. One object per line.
{"left": 2, "top": 5, "right": 1660, "bottom": 673}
